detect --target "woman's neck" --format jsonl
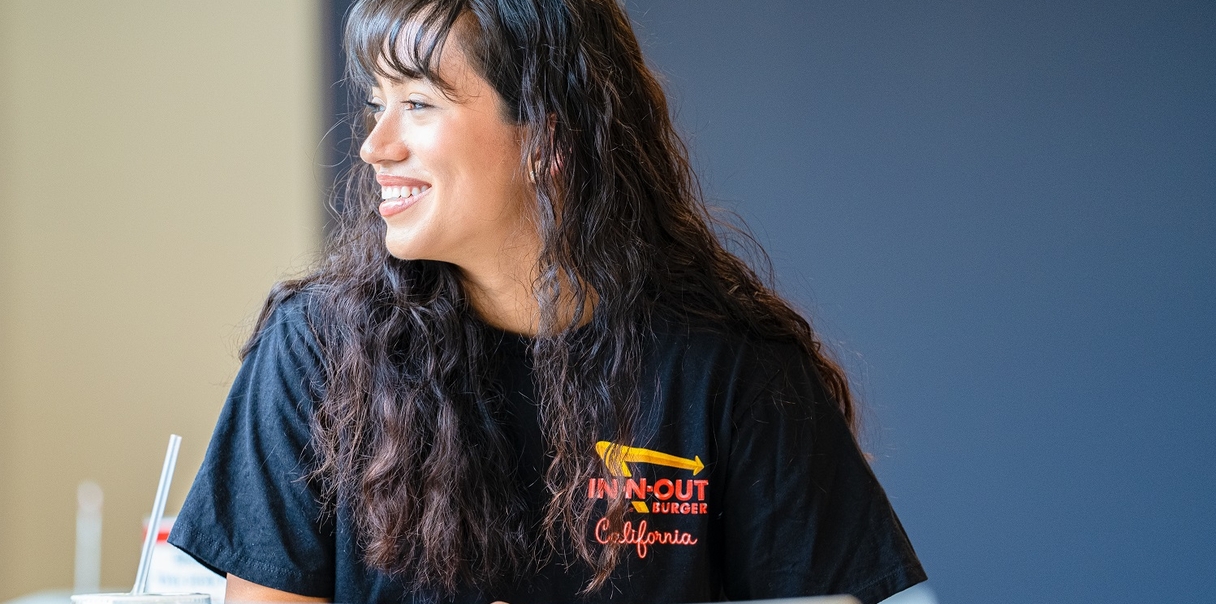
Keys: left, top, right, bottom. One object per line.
{"left": 456, "top": 223, "right": 546, "bottom": 335}
{"left": 459, "top": 250, "right": 594, "bottom": 337}
{"left": 462, "top": 267, "right": 543, "bottom": 336}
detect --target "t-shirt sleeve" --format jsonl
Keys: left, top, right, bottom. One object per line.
{"left": 719, "top": 348, "right": 927, "bottom": 604}
{"left": 168, "top": 295, "right": 336, "bottom": 597}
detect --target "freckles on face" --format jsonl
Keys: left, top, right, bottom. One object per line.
{"left": 359, "top": 40, "right": 534, "bottom": 271}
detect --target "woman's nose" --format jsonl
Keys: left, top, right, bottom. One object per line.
{"left": 359, "top": 114, "right": 408, "bottom": 166}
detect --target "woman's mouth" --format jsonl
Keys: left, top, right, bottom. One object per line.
{"left": 378, "top": 185, "right": 431, "bottom": 218}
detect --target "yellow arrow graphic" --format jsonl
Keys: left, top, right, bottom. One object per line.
{"left": 595, "top": 441, "right": 704, "bottom": 477}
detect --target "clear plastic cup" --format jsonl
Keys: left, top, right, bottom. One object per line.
{"left": 70, "top": 594, "right": 210, "bottom": 604}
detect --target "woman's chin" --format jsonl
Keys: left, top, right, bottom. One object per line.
{"left": 382, "top": 237, "right": 422, "bottom": 262}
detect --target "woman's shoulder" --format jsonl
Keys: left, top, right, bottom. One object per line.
{"left": 244, "top": 288, "right": 326, "bottom": 368}
{"left": 263, "top": 288, "right": 315, "bottom": 325}
{"left": 651, "top": 310, "right": 807, "bottom": 362}
{"left": 649, "top": 310, "right": 814, "bottom": 391}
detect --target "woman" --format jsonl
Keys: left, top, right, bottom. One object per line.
{"left": 169, "top": 0, "right": 926, "bottom": 602}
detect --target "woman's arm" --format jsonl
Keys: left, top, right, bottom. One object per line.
{"left": 719, "top": 350, "right": 926, "bottom": 603}
{"left": 226, "top": 574, "right": 330, "bottom": 603}
{"left": 169, "top": 297, "right": 338, "bottom": 597}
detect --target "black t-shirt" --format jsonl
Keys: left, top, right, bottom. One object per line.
{"left": 169, "top": 294, "right": 926, "bottom": 603}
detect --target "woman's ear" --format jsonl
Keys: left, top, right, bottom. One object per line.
{"left": 550, "top": 115, "right": 565, "bottom": 175}
{"left": 526, "top": 114, "right": 563, "bottom": 184}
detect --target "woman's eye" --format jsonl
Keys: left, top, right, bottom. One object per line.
{"left": 363, "top": 98, "right": 428, "bottom": 120}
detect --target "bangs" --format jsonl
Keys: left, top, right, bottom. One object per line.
{"left": 345, "top": 0, "right": 467, "bottom": 91}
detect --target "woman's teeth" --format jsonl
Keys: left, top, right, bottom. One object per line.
{"left": 380, "top": 185, "right": 430, "bottom": 200}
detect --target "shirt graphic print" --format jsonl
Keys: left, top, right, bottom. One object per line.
{"left": 590, "top": 441, "right": 707, "bottom": 558}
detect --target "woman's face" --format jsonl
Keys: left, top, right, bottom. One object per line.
{"left": 359, "top": 33, "right": 535, "bottom": 274}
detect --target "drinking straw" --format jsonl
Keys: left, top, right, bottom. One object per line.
{"left": 131, "top": 434, "right": 182, "bottom": 594}
{"left": 74, "top": 480, "right": 104, "bottom": 593}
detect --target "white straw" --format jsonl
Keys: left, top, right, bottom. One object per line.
{"left": 132, "top": 434, "right": 182, "bottom": 594}
{"left": 74, "top": 480, "right": 104, "bottom": 593}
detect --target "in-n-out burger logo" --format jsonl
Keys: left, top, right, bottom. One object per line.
{"left": 588, "top": 441, "right": 707, "bottom": 558}
{"left": 586, "top": 477, "right": 709, "bottom": 514}
{"left": 594, "top": 518, "right": 698, "bottom": 558}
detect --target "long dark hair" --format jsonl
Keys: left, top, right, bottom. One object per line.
{"left": 247, "top": 0, "right": 857, "bottom": 594}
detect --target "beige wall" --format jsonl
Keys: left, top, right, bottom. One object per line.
{"left": 0, "top": 1, "right": 322, "bottom": 596}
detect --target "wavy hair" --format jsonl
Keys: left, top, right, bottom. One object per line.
{"left": 246, "top": 0, "right": 857, "bottom": 594}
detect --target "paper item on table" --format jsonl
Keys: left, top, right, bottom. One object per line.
{"left": 140, "top": 516, "right": 226, "bottom": 604}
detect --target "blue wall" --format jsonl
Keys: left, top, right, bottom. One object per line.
{"left": 625, "top": 1, "right": 1215, "bottom": 602}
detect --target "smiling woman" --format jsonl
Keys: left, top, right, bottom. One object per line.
{"left": 167, "top": 1, "right": 926, "bottom": 603}
{"left": 361, "top": 40, "right": 539, "bottom": 291}
{"left": 361, "top": 39, "right": 545, "bottom": 332}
